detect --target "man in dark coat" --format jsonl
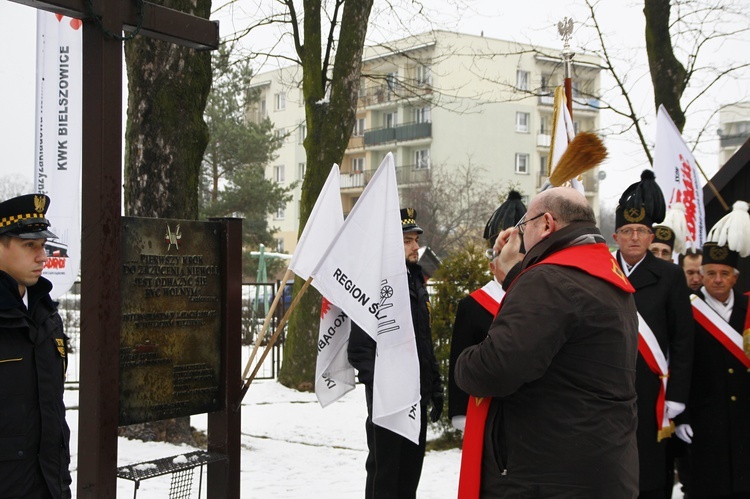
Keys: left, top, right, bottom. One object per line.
{"left": 455, "top": 187, "right": 639, "bottom": 498}
{"left": 347, "top": 208, "right": 443, "bottom": 499}
{"left": 675, "top": 203, "right": 750, "bottom": 498}
{"left": 448, "top": 191, "right": 525, "bottom": 432}
{"left": 612, "top": 171, "right": 694, "bottom": 499}
{"left": 0, "top": 194, "right": 71, "bottom": 499}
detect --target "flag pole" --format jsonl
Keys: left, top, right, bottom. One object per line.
{"left": 694, "top": 159, "right": 730, "bottom": 211}
{"left": 241, "top": 267, "right": 294, "bottom": 382}
{"left": 236, "top": 276, "right": 314, "bottom": 408}
{"left": 558, "top": 17, "right": 575, "bottom": 120}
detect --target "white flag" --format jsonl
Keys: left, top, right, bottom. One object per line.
{"left": 311, "top": 153, "right": 421, "bottom": 443}
{"left": 289, "top": 164, "right": 344, "bottom": 280}
{"left": 653, "top": 104, "right": 706, "bottom": 249}
{"left": 316, "top": 297, "right": 355, "bottom": 407}
{"left": 34, "top": 12, "right": 82, "bottom": 299}
{"left": 549, "top": 86, "right": 584, "bottom": 193}
{"left": 287, "top": 165, "right": 356, "bottom": 407}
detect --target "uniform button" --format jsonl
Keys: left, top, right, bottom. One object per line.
{"left": 17, "top": 451, "right": 24, "bottom": 457}
{"left": 731, "top": 396, "right": 737, "bottom": 401}
{"left": 729, "top": 368, "right": 735, "bottom": 374}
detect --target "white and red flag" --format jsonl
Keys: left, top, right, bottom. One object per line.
{"left": 34, "top": 11, "right": 82, "bottom": 299}
{"left": 287, "top": 165, "right": 356, "bottom": 407}
{"left": 653, "top": 104, "right": 706, "bottom": 250}
{"left": 311, "top": 153, "right": 421, "bottom": 443}
{"left": 548, "top": 85, "right": 584, "bottom": 193}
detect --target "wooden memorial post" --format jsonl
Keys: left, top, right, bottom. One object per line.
{"left": 6, "top": 2, "right": 238, "bottom": 498}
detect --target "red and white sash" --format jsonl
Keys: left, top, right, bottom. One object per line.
{"left": 691, "top": 295, "right": 750, "bottom": 369}
{"left": 636, "top": 313, "right": 673, "bottom": 441}
{"left": 469, "top": 280, "right": 504, "bottom": 317}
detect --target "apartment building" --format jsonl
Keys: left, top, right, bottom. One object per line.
{"left": 717, "top": 101, "right": 750, "bottom": 166}
{"left": 247, "top": 31, "right": 602, "bottom": 254}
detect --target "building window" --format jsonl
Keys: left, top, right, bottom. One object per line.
{"left": 298, "top": 124, "right": 307, "bottom": 144}
{"left": 516, "top": 112, "right": 530, "bottom": 133}
{"left": 516, "top": 70, "right": 530, "bottom": 91}
{"left": 573, "top": 121, "right": 580, "bottom": 135}
{"left": 260, "top": 98, "right": 267, "bottom": 118}
{"left": 274, "top": 128, "right": 286, "bottom": 140}
{"left": 352, "top": 157, "right": 365, "bottom": 172}
{"left": 416, "top": 64, "right": 432, "bottom": 86}
{"left": 274, "top": 165, "right": 285, "bottom": 183}
{"left": 515, "top": 153, "right": 529, "bottom": 174}
{"left": 540, "top": 155, "right": 548, "bottom": 174}
{"left": 275, "top": 207, "right": 285, "bottom": 220}
{"left": 541, "top": 74, "right": 553, "bottom": 95}
{"left": 384, "top": 112, "right": 398, "bottom": 128}
{"left": 298, "top": 162, "right": 306, "bottom": 180}
{"left": 275, "top": 237, "right": 284, "bottom": 252}
{"left": 415, "top": 149, "right": 430, "bottom": 170}
{"left": 275, "top": 92, "right": 286, "bottom": 110}
{"left": 353, "top": 118, "right": 365, "bottom": 137}
{"left": 415, "top": 107, "right": 431, "bottom": 123}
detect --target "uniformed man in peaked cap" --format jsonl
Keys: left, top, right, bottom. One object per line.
{"left": 675, "top": 201, "right": 750, "bottom": 497}
{"left": 348, "top": 207, "right": 443, "bottom": 499}
{"left": 0, "top": 194, "right": 72, "bottom": 499}
{"left": 612, "top": 170, "right": 694, "bottom": 499}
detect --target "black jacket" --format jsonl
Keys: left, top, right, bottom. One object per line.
{"left": 616, "top": 250, "right": 694, "bottom": 491}
{"left": 681, "top": 289, "right": 750, "bottom": 495}
{"left": 348, "top": 263, "right": 442, "bottom": 404}
{"left": 0, "top": 271, "right": 71, "bottom": 499}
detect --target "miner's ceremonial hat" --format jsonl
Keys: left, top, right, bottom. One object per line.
{"left": 615, "top": 169, "right": 666, "bottom": 229}
{"left": 702, "top": 201, "right": 750, "bottom": 269}
{"left": 483, "top": 190, "right": 527, "bottom": 245}
{"left": 0, "top": 194, "right": 58, "bottom": 239}
{"left": 400, "top": 208, "right": 423, "bottom": 234}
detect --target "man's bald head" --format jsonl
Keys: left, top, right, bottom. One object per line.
{"left": 531, "top": 187, "right": 595, "bottom": 229}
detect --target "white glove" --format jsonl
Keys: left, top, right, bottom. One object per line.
{"left": 675, "top": 424, "right": 693, "bottom": 444}
{"left": 665, "top": 400, "right": 685, "bottom": 419}
{"left": 452, "top": 415, "right": 466, "bottom": 432}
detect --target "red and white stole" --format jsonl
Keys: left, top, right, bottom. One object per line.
{"left": 691, "top": 294, "right": 750, "bottom": 369}
{"left": 636, "top": 313, "right": 674, "bottom": 441}
{"left": 469, "top": 280, "right": 504, "bottom": 317}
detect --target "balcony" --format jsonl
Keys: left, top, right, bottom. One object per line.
{"left": 358, "top": 78, "right": 433, "bottom": 108}
{"left": 718, "top": 131, "right": 749, "bottom": 149}
{"left": 538, "top": 94, "right": 600, "bottom": 112}
{"left": 364, "top": 122, "right": 432, "bottom": 146}
{"left": 339, "top": 165, "right": 431, "bottom": 192}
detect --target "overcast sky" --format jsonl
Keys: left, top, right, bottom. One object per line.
{"left": 1, "top": 0, "right": 747, "bottom": 204}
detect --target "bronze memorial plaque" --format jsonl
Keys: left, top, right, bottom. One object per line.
{"left": 120, "top": 217, "right": 222, "bottom": 425}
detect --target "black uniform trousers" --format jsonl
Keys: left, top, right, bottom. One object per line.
{"left": 363, "top": 384, "right": 427, "bottom": 499}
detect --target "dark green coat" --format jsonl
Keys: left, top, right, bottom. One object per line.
{"left": 0, "top": 271, "right": 71, "bottom": 499}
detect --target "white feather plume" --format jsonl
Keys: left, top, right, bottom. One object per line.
{"left": 707, "top": 201, "right": 750, "bottom": 257}
{"left": 661, "top": 202, "right": 689, "bottom": 255}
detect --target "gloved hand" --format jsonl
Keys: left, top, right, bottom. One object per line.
{"left": 430, "top": 394, "right": 444, "bottom": 423}
{"left": 665, "top": 400, "right": 686, "bottom": 420}
{"left": 675, "top": 424, "right": 693, "bottom": 444}
{"left": 451, "top": 415, "right": 466, "bottom": 432}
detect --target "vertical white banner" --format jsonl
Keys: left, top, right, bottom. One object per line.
{"left": 34, "top": 12, "right": 82, "bottom": 299}
{"left": 653, "top": 105, "right": 706, "bottom": 250}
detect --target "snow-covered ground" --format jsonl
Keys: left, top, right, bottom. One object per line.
{"left": 65, "top": 378, "right": 686, "bottom": 498}
{"left": 66, "top": 379, "right": 459, "bottom": 498}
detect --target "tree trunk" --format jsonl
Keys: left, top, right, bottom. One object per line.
{"left": 120, "top": 0, "right": 212, "bottom": 444}
{"left": 644, "top": 0, "right": 687, "bottom": 131}
{"left": 278, "top": 0, "right": 374, "bottom": 389}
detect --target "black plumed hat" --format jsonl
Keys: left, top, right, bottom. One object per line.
{"left": 483, "top": 190, "right": 527, "bottom": 243}
{"left": 615, "top": 169, "right": 666, "bottom": 229}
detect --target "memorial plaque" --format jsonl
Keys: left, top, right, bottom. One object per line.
{"left": 120, "top": 217, "right": 223, "bottom": 425}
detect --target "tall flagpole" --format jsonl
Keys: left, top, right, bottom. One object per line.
{"left": 558, "top": 17, "right": 575, "bottom": 120}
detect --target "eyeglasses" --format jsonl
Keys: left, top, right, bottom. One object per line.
{"left": 617, "top": 227, "right": 652, "bottom": 237}
{"left": 514, "top": 212, "right": 545, "bottom": 235}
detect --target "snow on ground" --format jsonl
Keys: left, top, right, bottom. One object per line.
{"left": 66, "top": 380, "right": 460, "bottom": 498}
{"left": 65, "top": 378, "right": 685, "bottom": 498}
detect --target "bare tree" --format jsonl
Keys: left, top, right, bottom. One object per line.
{"left": 583, "top": 0, "right": 749, "bottom": 163}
